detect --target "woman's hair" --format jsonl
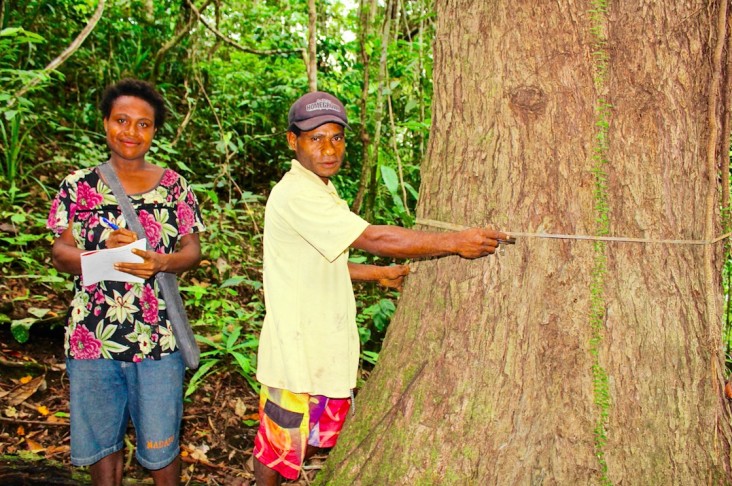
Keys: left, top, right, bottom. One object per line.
{"left": 100, "top": 79, "right": 167, "bottom": 128}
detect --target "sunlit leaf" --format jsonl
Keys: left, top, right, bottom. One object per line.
{"left": 27, "top": 307, "right": 50, "bottom": 319}
{"left": 380, "top": 165, "right": 407, "bottom": 215}
{"left": 11, "top": 318, "right": 34, "bottom": 343}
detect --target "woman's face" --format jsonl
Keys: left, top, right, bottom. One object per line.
{"left": 103, "top": 95, "right": 156, "bottom": 163}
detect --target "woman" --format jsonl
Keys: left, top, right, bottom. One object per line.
{"left": 47, "top": 79, "right": 204, "bottom": 485}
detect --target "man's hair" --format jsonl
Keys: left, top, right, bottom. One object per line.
{"left": 288, "top": 125, "right": 303, "bottom": 136}
{"left": 100, "top": 79, "right": 167, "bottom": 128}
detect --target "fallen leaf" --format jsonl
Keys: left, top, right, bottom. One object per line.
{"left": 45, "top": 444, "right": 70, "bottom": 455}
{"left": 4, "top": 406, "right": 18, "bottom": 418}
{"left": 4, "top": 375, "right": 46, "bottom": 406}
{"left": 36, "top": 405, "right": 50, "bottom": 416}
{"left": 16, "top": 426, "right": 25, "bottom": 436}
{"left": 46, "top": 415, "right": 69, "bottom": 424}
{"left": 50, "top": 362, "right": 66, "bottom": 372}
{"left": 0, "top": 223, "right": 17, "bottom": 233}
{"left": 234, "top": 398, "right": 247, "bottom": 418}
{"left": 25, "top": 438, "right": 45, "bottom": 452}
{"left": 190, "top": 443, "right": 210, "bottom": 462}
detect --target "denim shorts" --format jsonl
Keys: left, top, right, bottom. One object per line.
{"left": 66, "top": 352, "right": 184, "bottom": 470}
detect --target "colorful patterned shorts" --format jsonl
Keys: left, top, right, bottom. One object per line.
{"left": 253, "top": 385, "right": 351, "bottom": 480}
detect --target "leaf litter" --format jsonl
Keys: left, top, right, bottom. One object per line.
{"left": 0, "top": 325, "right": 329, "bottom": 485}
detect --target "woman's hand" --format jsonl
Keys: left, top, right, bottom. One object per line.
{"left": 107, "top": 228, "right": 163, "bottom": 279}
{"left": 115, "top": 248, "right": 168, "bottom": 280}
{"left": 113, "top": 233, "right": 201, "bottom": 280}
{"left": 105, "top": 228, "right": 138, "bottom": 249}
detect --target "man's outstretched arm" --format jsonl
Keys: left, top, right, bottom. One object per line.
{"left": 351, "top": 225, "right": 507, "bottom": 260}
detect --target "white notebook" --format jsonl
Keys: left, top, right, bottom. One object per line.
{"left": 80, "top": 239, "right": 147, "bottom": 285}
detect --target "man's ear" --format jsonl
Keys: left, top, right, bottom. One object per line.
{"left": 286, "top": 131, "right": 298, "bottom": 151}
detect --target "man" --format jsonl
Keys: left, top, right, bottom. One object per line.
{"left": 254, "top": 92, "right": 507, "bottom": 485}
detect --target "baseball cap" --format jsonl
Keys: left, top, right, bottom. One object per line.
{"left": 288, "top": 91, "right": 350, "bottom": 131}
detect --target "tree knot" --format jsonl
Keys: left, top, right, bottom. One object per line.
{"left": 508, "top": 85, "right": 547, "bottom": 119}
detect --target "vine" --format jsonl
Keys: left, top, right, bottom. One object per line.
{"left": 588, "top": 0, "right": 612, "bottom": 484}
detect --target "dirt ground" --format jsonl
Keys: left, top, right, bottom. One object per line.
{"left": 0, "top": 324, "right": 329, "bottom": 485}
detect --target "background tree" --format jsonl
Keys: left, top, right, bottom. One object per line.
{"left": 320, "top": 1, "right": 732, "bottom": 484}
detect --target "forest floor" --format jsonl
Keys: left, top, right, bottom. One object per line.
{"left": 0, "top": 324, "right": 329, "bottom": 485}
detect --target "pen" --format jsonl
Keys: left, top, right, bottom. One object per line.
{"left": 101, "top": 217, "right": 120, "bottom": 230}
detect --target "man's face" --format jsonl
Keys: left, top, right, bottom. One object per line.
{"left": 287, "top": 122, "right": 346, "bottom": 184}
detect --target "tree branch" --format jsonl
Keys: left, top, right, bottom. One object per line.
{"left": 0, "top": 0, "right": 6, "bottom": 31}
{"left": 307, "top": 0, "right": 318, "bottom": 91}
{"left": 185, "top": 0, "right": 304, "bottom": 56}
{"left": 14, "top": 0, "right": 105, "bottom": 100}
{"left": 152, "top": 0, "right": 214, "bottom": 82}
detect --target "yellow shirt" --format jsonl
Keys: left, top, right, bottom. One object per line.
{"left": 257, "top": 159, "right": 370, "bottom": 397}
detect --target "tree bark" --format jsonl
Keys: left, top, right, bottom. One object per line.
{"left": 320, "top": 1, "right": 732, "bottom": 484}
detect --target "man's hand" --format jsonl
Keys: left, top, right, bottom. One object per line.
{"left": 377, "top": 264, "right": 410, "bottom": 290}
{"left": 348, "top": 262, "right": 409, "bottom": 290}
{"left": 452, "top": 228, "right": 507, "bottom": 259}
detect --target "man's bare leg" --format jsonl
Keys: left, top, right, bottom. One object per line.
{"left": 304, "top": 445, "right": 320, "bottom": 461}
{"left": 254, "top": 457, "right": 282, "bottom": 486}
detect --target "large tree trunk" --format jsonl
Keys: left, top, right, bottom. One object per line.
{"left": 320, "top": 1, "right": 732, "bottom": 484}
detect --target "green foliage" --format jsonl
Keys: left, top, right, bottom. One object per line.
{"left": 356, "top": 290, "right": 399, "bottom": 366}
{"left": 176, "top": 195, "right": 265, "bottom": 395}
{"left": 0, "top": 183, "right": 69, "bottom": 340}
{"left": 187, "top": 323, "right": 260, "bottom": 398}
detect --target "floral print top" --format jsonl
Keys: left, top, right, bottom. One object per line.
{"left": 47, "top": 166, "right": 205, "bottom": 362}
